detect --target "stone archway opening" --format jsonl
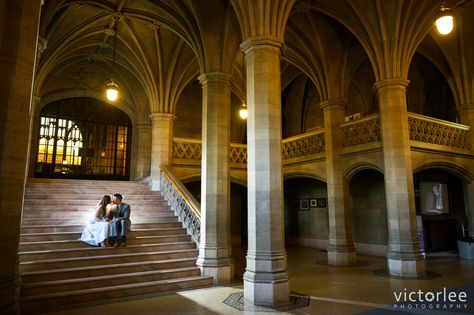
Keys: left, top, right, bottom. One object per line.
{"left": 414, "top": 168, "right": 466, "bottom": 255}
{"left": 348, "top": 168, "right": 388, "bottom": 257}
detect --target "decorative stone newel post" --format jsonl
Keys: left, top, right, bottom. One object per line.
{"left": 241, "top": 37, "right": 290, "bottom": 306}
{"left": 0, "top": 1, "right": 42, "bottom": 314}
{"left": 196, "top": 72, "right": 233, "bottom": 284}
{"left": 457, "top": 104, "right": 474, "bottom": 236}
{"left": 134, "top": 124, "right": 152, "bottom": 180}
{"left": 149, "top": 113, "right": 175, "bottom": 191}
{"left": 375, "top": 79, "right": 425, "bottom": 277}
{"left": 321, "top": 100, "right": 356, "bottom": 265}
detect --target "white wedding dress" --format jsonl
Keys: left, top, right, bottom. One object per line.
{"left": 79, "top": 206, "right": 112, "bottom": 246}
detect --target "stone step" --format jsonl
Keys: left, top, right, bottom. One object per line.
{"left": 19, "top": 242, "right": 196, "bottom": 261}
{"left": 20, "top": 227, "right": 186, "bottom": 242}
{"left": 23, "top": 199, "right": 168, "bottom": 205}
{"left": 20, "top": 217, "right": 179, "bottom": 226}
{"left": 21, "top": 212, "right": 175, "bottom": 221}
{"left": 19, "top": 249, "right": 199, "bottom": 272}
{"left": 24, "top": 193, "right": 166, "bottom": 200}
{"left": 21, "top": 266, "right": 202, "bottom": 296}
{"left": 21, "top": 257, "right": 199, "bottom": 284}
{"left": 21, "top": 222, "right": 182, "bottom": 233}
{"left": 20, "top": 276, "right": 213, "bottom": 313}
{"left": 19, "top": 234, "right": 191, "bottom": 251}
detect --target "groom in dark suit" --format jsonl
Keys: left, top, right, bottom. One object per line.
{"left": 111, "top": 193, "right": 131, "bottom": 247}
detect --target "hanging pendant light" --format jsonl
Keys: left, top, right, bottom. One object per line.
{"left": 239, "top": 103, "right": 248, "bottom": 119}
{"left": 436, "top": 1, "right": 453, "bottom": 35}
{"left": 106, "top": 80, "right": 119, "bottom": 101}
{"left": 239, "top": 54, "right": 248, "bottom": 120}
{"left": 106, "top": 23, "right": 119, "bottom": 101}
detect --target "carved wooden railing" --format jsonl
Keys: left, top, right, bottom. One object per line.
{"left": 341, "top": 114, "right": 381, "bottom": 147}
{"left": 408, "top": 113, "right": 471, "bottom": 150}
{"left": 281, "top": 129, "right": 325, "bottom": 159}
{"left": 160, "top": 164, "right": 201, "bottom": 244}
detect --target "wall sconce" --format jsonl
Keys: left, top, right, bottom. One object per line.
{"left": 239, "top": 103, "right": 248, "bottom": 119}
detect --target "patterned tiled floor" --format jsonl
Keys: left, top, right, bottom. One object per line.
{"left": 46, "top": 246, "right": 474, "bottom": 315}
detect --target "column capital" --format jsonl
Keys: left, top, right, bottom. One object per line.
{"left": 319, "top": 99, "right": 348, "bottom": 111}
{"left": 240, "top": 36, "right": 283, "bottom": 56}
{"left": 374, "top": 78, "right": 410, "bottom": 91}
{"left": 456, "top": 104, "right": 474, "bottom": 113}
{"left": 134, "top": 124, "right": 152, "bottom": 132}
{"left": 198, "top": 72, "right": 232, "bottom": 85}
{"left": 149, "top": 113, "right": 176, "bottom": 121}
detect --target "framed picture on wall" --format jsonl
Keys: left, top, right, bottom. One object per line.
{"left": 310, "top": 199, "right": 317, "bottom": 208}
{"left": 316, "top": 198, "right": 327, "bottom": 208}
{"left": 299, "top": 199, "right": 310, "bottom": 211}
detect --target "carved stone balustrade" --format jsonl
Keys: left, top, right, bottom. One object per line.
{"left": 341, "top": 115, "right": 381, "bottom": 148}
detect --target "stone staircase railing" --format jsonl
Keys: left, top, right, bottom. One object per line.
{"left": 160, "top": 164, "right": 201, "bottom": 244}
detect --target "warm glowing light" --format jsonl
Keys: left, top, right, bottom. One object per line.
{"left": 106, "top": 81, "right": 119, "bottom": 101}
{"left": 436, "top": 2, "right": 453, "bottom": 35}
{"left": 239, "top": 103, "right": 248, "bottom": 119}
{"left": 62, "top": 160, "right": 68, "bottom": 165}
{"left": 436, "top": 14, "right": 453, "bottom": 35}
{"left": 100, "top": 151, "right": 106, "bottom": 157}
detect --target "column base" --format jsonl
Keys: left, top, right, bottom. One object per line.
{"left": 387, "top": 257, "right": 425, "bottom": 277}
{"left": 149, "top": 178, "right": 160, "bottom": 191}
{"left": 243, "top": 271, "right": 289, "bottom": 306}
{"left": 328, "top": 246, "right": 357, "bottom": 266}
{"left": 198, "top": 264, "right": 234, "bottom": 285}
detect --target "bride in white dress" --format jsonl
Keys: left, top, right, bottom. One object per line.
{"left": 79, "top": 195, "right": 116, "bottom": 247}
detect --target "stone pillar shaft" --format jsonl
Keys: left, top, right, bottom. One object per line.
{"left": 149, "top": 113, "right": 175, "bottom": 191}
{"left": 0, "top": 1, "right": 42, "bottom": 314}
{"left": 376, "top": 79, "right": 425, "bottom": 277}
{"left": 321, "top": 100, "right": 356, "bottom": 265}
{"left": 196, "top": 72, "right": 233, "bottom": 284}
{"left": 241, "top": 37, "right": 289, "bottom": 306}
{"left": 133, "top": 124, "right": 152, "bottom": 180}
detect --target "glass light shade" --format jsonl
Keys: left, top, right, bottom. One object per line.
{"left": 436, "top": 14, "right": 453, "bottom": 35}
{"left": 239, "top": 104, "right": 248, "bottom": 119}
{"left": 106, "top": 81, "right": 119, "bottom": 101}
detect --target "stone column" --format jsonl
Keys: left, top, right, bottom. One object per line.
{"left": 133, "top": 124, "right": 152, "bottom": 180}
{"left": 465, "top": 182, "right": 474, "bottom": 237}
{"left": 241, "top": 37, "right": 289, "bottom": 306}
{"left": 321, "top": 100, "right": 356, "bottom": 265}
{"left": 456, "top": 105, "right": 474, "bottom": 237}
{"left": 27, "top": 97, "right": 42, "bottom": 178}
{"left": 376, "top": 79, "right": 425, "bottom": 277}
{"left": 0, "top": 1, "right": 41, "bottom": 314}
{"left": 149, "top": 113, "right": 175, "bottom": 191}
{"left": 196, "top": 72, "right": 233, "bottom": 284}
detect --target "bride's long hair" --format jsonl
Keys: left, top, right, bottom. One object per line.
{"left": 99, "top": 195, "right": 111, "bottom": 210}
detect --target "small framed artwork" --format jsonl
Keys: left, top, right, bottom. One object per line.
{"left": 310, "top": 199, "right": 317, "bottom": 208}
{"left": 289, "top": 199, "right": 299, "bottom": 211}
{"left": 316, "top": 198, "right": 327, "bottom": 208}
{"left": 299, "top": 199, "right": 310, "bottom": 211}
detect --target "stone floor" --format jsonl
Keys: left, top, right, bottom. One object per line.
{"left": 45, "top": 246, "right": 474, "bottom": 315}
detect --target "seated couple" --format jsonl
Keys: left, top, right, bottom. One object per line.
{"left": 79, "top": 193, "right": 131, "bottom": 247}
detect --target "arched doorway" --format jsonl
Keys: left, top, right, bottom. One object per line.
{"left": 348, "top": 169, "right": 388, "bottom": 256}
{"left": 283, "top": 177, "right": 328, "bottom": 249}
{"left": 34, "top": 98, "right": 132, "bottom": 180}
{"left": 414, "top": 169, "right": 466, "bottom": 254}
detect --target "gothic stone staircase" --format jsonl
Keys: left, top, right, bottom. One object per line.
{"left": 19, "top": 178, "right": 212, "bottom": 313}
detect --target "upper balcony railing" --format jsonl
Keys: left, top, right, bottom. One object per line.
{"left": 341, "top": 114, "right": 381, "bottom": 148}
{"left": 171, "top": 113, "right": 471, "bottom": 166}
{"left": 172, "top": 129, "right": 325, "bottom": 166}
{"left": 408, "top": 113, "right": 471, "bottom": 151}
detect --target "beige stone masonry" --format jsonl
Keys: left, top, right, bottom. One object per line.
{"left": 149, "top": 113, "right": 175, "bottom": 190}
{"left": 241, "top": 37, "right": 289, "bottom": 306}
{"left": 321, "top": 100, "right": 356, "bottom": 265}
{"left": 196, "top": 72, "right": 233, "bottom": 284}
{"left": 376, "top": 79, "right": 425, "bottom": 277}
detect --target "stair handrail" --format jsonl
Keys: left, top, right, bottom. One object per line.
{"left": 159, "top": 164, "right": 201, "bottom": 244}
